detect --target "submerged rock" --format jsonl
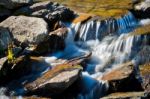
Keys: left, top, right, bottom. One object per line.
{"left": 0, "top": 16, "right": 48, "bottom": 47}
{"left": 0, "top": 0, "right": 33, "bottom": 9}
{"left": 25, "top": 64, "right": 82, "bottom": 96}
{"left": 15, "top": 1, "right": 75, "bottom": 23}
{"left": 99, "top": 62, "right": 143, "bottom": 93}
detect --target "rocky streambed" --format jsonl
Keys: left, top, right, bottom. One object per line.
{"left": 0, "top": 0, "right": 150, "bottom": 99}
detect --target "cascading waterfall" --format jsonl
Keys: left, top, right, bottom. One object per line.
{"left": 0, "top": 12, "right": 149, "bottom": 99}
{"left": 54, "top": 11, "right": 149, "bottom": 98}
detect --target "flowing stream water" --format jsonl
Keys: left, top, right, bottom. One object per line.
{"left": 0, "top": 12, "right": 150, "bottom": 99}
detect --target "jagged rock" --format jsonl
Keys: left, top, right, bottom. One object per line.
{"left": 15, "top": 1, "right": 75, "bottom": 23}
{"left": 0, "top": 0, "right": 33, "bottom": 9}
{"left": 101, "top": 92, "right": 146, "bottom": 99}
{"left": 140, "top": 63, "right": 150, "bottom": 94}
{"left": 98, "top": 62, "right": 143, "bottom": 93}
{"left": 25, "top": 64, "right": 82, "bottom": 96}
{"left": 0, "top": 27, "right": 12, "bottom": 52}
{"left": 0, "top": 16, "right": 48, "bottom": 47}
{"left": 31, "top": 28, "right": 67, "bottom": 56}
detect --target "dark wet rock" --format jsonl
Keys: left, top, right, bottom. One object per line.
{"left": 31, "top": 28, "right": 67, "bottom": 56}
{"left": 0, "top": 27, "right": 13, "bottom": 52}
{"left": 140, "top": 63, "right": 150, "bottom": 94}
{"left": 25, "top": 64, "right": 82, "bottom": 96}
{"left": 99, "top": 62, "right": 143, "bottom": 93}
{"left": 14, "top": 1, "right": 75, "bottom": 23}
{"left": 0, "top": 0, "right": 33, "bottom": 9}
{"left": 0, "top": 6, "right": 11, "bottom": 22}
{"left": 0, "top": 16, "right": 48, "bottom": 47}
{"left": 0, "top": 55, "right": 49, "bottom": 85}
{"left": 101, "top": 92, "right": 147, "bottom": 99}
{"left": 0, "top": 55, "right": 32, "bottom": 85}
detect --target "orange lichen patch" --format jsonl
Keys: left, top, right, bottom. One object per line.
{"left": 101, "top": 62, "right": 133, "bottom": 81}
{"left": 45, "top": 0, "right": 133, "bottom": 18}
{"left": 72, "top": 13, "right": 92, "bottom": 24}
{"left": 90, "top": 9, "right": 128, "bottom": 18}
{"left": 129, "top": 25, "right": 150, "bottom": 36}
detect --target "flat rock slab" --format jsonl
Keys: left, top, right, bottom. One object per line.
{"left": 98, "top": 62, "right": 143, "bottom": 93}
{"left": 25, "top": 64, "right": 82, "bottom": 95}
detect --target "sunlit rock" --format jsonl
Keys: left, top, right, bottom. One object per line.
{"left": 25, "top": 64, "right": 82, "bottom": 96}
{"left": 99, "top": 62, "right": 143, "bottom": 93}
{"left": 50, "top": 0, "right": 133, "bottom": 18}
{"left": 0, "top": 16, "right": 48, "bottom": 47}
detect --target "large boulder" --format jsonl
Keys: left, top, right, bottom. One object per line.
{"left": 15, "top": 1, "right": 75, "bottom": 23}
{"left": 25, "top": 64, "right": 82, "bottom": 96}
{"left": 98, "top": 62, "right": 143, "bottom": 93}
{"left": 0, "top": 0, "right": 33, "bottom": 9}
{"left": 0, "top": 16, "right": 48, "bottom": 47}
